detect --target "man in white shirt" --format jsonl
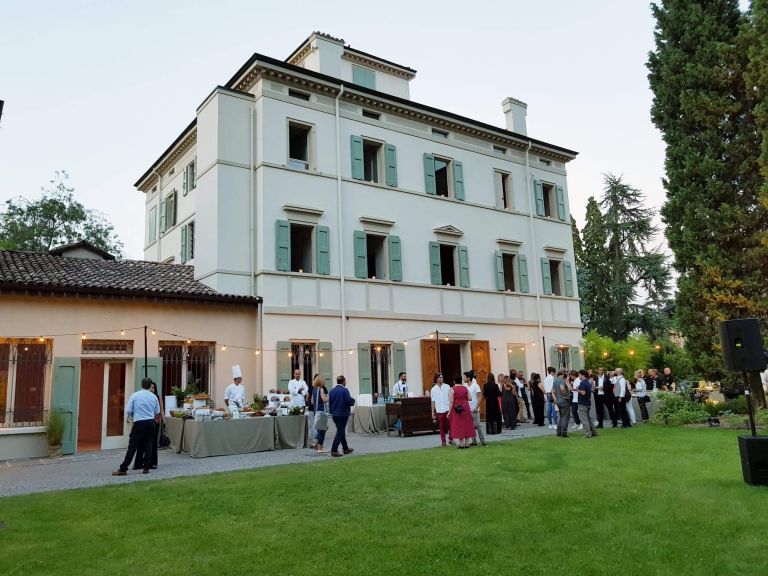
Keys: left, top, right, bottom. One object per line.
{"left": 466, "top": 371, "right": 486, "bottom": 446}
{"left": 614, "top": 367, "right": 631, "bottom": 428}
{"left": 430, "top": 373, "right": 451, "bottom": 447}
{"left": 392, "top": 372, "right": 408, "bottom": 397}
{"left": 224, "top": 365, "right": 246, "bottom": 418}
{"left": 594, "top": 367, "right": 615, "bottom": 428}
{"left": 288, "top": 368, "right": 308, "bottom": 407}
{"left": 569, "top": 370, "right": 583, "bottom": 430}
{"left": 544, "top": 366, "right": 557, "bottom": 430}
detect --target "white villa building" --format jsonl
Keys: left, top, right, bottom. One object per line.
{"left": 134, "top": 32, "right": 584, "bottom": 397}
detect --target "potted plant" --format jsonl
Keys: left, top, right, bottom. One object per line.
{"left": 251, "top": 394, "right": 267, "bottom": 411}
{"left": 46, "top": 410, "right": 66, "bottom": 458}
{"left": 170, "top": 386, "right": 185, "bottom": 409}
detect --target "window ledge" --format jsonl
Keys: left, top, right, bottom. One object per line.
{"left": 359, "top": 216, "right": 395, "bottom": 228}
{"left": 433, "top": 225, "right": 464, "bottom": 238}
{"left": 497, "top": 238, "right": 523, "bottom": 249}
{"left": 282, "top": 204, "right": 324, "bottom": 218}
{"left": 0, "top": 426, "right": 45, "bottom": 435}
{"left": 543, "top": 246, "right": 567, "bottom": 255}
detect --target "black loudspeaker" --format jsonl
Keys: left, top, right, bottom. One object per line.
{"left": 719, "top": 318, "right": 766, "bottom": 372}
{"left": 738, "top": 436, "right": 768, "bottom": 486}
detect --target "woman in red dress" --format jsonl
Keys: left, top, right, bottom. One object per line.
{"left": 448, "top": 374, "right": 476, "bottom": 448}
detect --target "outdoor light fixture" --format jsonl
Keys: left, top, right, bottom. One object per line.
{"left": 151, "top": 329, "right": 156, "bottom": 335}
{"left": 120, "top": 329, "right": 125, "bottom": 336}
{"left": 221, "top": 345, "right": 227, "bottom": 351}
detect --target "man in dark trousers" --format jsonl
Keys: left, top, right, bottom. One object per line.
{"left": 594, "top": 366, "right": 615, "bottom": 428}
{"left": 329, "top": 375, "right": 355, "bottom": 457}
{"left": 112, "top": 377, "right": 160, "bottom": 475}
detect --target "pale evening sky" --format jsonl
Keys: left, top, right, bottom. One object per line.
{"left": 1, "top": 0, "right": 666, "bottom": 259}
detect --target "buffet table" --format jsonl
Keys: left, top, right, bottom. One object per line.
{"left": 386, "top": 398, "right": 437, "bottom": 437}
{"left": 166, "top": 415, "right": 307, "bottom": 458}
{"left": 352, "top": 405, "right": 388, "bottom": 434}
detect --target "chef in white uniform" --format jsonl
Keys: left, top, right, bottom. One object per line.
{"left": 288, "top": 369, "right": 308, "bottom": 407}
{"left": 225, "top": 365, "right": 246, "bottom": 418}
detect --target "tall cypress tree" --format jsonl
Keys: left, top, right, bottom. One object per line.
{"left": 648, "top": 0, "right": 768, "bottom": 400}
{"left": 579, "top": 197, "right": 611, "bottom": 335}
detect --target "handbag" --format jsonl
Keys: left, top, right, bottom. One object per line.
{"left": 315, "top": 410, "right": 329, "bottom": 431}
{"left": 159, "top": 422, "right": 171, "bottom": 448}
{"left": 454, "top": 403, "right": 464, "bottom": 413}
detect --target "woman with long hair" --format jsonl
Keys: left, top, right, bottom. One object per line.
{"left": 448, "top": 373, "right": 476, "bottom": 448}
{"left": 501, "top": 375, "right": 517, "bottom": 430}
{"left": 311, "top": 374, "right": 330, "bottom": 453}
{"left": 529, "top": 372, "right": 546, "bottom": 427}
{"left": 483, "top": 373, "right": 502, "bottom": 435}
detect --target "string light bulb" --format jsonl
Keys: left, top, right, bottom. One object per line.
{"left": 187, "top": 339, "right": 192, "bottom": 344}
{"left": 319, "top": 352, "right": 324, "bottom": 357}
{"left": 288, "top": 351, "right": 293, "bottom": 357}
{"left": 444, "top": 337, "right": 449, "bottom": 341}
{"left": 349, "top": 349, "right": 354, "bottom": 355}
{"left": 221, "top": 345, "right": 227, "bottom": 351}
{"left": 628, "top": 350, "right": 635, "bottom": 356}
{"left": 38, "top": 336, "right": 45, "bottom": 342}
{"left": 603, "top": 352, "right": 608, "bottom": 357}
{"left": 255, "top": 349, "right": 260, "bottom": 355}
{"left": 508, "top": 348, "right": 512, "bottom": 353}
{"left": 151, "top": 329, "right": 156, "bottom": 335}
{"left": 120, "top": 329, "right": 125, "bottom": 336}
{"left": 81, "top": 333, "right": 86, "bottom": 340}
{"left": 520, "top": 346, "right": 525, "bottom": 351}
{"left": 403, "top": 341, "right": 408, "bottom": 346}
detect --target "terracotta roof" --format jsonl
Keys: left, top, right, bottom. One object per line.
{"left": 0, "top": 250, "right": 261, "bottom": 306}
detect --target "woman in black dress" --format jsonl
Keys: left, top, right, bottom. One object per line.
{"left": 483, "top": 373, "right": 502, "bottom": 435}
{"left": 529, "top": 372, "right": 546, "bottom": 427}
{"left": 501, "top": 375, "right": 518, "bottom": 430}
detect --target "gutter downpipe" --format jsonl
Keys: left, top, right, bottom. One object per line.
{"left": 250, "top": 103, "right": 263, "bottom": 391}
{"left": 335, "top": 85, "right": 347, "bottom": 375}
{"left": 525, "top": 141, "right": 546, "bottom": 372}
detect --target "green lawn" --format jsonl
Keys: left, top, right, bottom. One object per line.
{"left": 1, "top": 426, "right": 767, "bottom": 575}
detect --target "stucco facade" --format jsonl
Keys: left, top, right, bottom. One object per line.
{"left": 136, "top": 33, "right": 584, "bottom": 399}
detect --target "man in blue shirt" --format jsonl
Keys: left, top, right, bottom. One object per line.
{"left": 113, "top": 378, "right": 161, "bottom": 475}
{"left": 577, "top": 369, "right": 598, "bottom": 439}
{"left": 328, "top": 375, "right": 355, "bottom": 457}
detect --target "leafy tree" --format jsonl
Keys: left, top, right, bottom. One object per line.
{"left": 576, "top": 175, "right": 670, "bottom": 340}
{"left": 0, "top": 171, "right": 123, "bottom": 257}
{"left": 648, "top": 0, "right": 767, "bottom": 405}
{"left": 583, "top": 330, "right": 653, "bottom": 376}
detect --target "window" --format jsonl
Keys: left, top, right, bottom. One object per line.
{"left": 496, "top": 251, "right": 528, "bottom": 293}
{"left": 148, "top": 206, "right": 157, "bottom": 243}
{"left": 81, "top": 340, "right": 134, "bottom": 355}
{"left": 540, "top": 158, "right": 552, "bottom": 166}
{"left": 363, "top": 140, "right": 382, "bottom": 183}
{"left": 352, "top": 65, "right": 376, "bottom": 89}
{"left": 354, "top": 231, "right": 402, "bottom": 281}
{"left": 181, "top": 221, "right": 195, "bottom": 264}
{"left": 370, "top": 344, "right": 391, "bottom": 398}
{"left": 549, "top": 260, "right": 562, "bottom": 296}
{"left": 288, "top": 123, "right": 311, "bottom": 170}
{"left": 291, "top": 343, "right": 315, "bottom": 383}
{"left": 534, "top": 180, "right": 566, "bottom": 220}
{"left": 290, "top": 223, "right": 314, "bottom": 273}
{"left": 160, "top": 190, "right": 177, "bottom": 233}
{"left": 430, "top": 242, "right": 469, "bottom": 287}
{"left": 495, "top": 171, "right": 511, "bottom": 210}
{"left": 432, "top": 129, "right": 449, "bottom": 139}
{"left": 288, "top": 89, "right": 310, "bottom": 101}
{"left": 0, "top": 340, "right": 49, "bottom": 428}
{"left": 541, "top": 257, "right": 574, "bottom": 297}
{"left": 159, "top": 341, "right": 214, "bottom": 398}
{"left": 362, "top": 109, "right": 380, "bottom": 120}
{"left": 183, "top": 160, "right": 196, "bottom": 196}
{"left": 424, "top": 154, "right": 464, "bottom": 200}
{"left": 434, "top": 157, "right": 451, "bottom": 197}
{"left": 493, "top": 145, "right": 507, "bottom": 155}
{"left": 502, "top": 253, "right": 516, "bottom": 291}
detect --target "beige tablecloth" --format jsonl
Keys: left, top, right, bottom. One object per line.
{"left": 352, "top": 406, "right": 388, "bottom": 434}
{"left": 274, "top": 415, "right": 307, "bottom": 449}
{"left": 167, "top": 417, "right": 276, "bottom": 458}
{"left": 165, "top": 416, "right": 185, "bottom": 453}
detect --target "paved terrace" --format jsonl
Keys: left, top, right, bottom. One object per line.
{"left": 0, "top": 423, "right": 557, "bottom": 497}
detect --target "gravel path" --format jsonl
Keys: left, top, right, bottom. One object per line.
{"left": 0, "top": 422, "right": 558, "bottom": 498}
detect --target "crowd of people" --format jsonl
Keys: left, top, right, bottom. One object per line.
{"left": 429, "top": 365, "right": 677, "bottom": 444}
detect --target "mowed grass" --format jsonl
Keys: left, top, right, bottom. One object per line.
{"left": 1, "top": 427, "right": 767, "bottom": 576}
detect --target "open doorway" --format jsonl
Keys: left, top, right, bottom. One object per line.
{"left": 78, "top": 360, "right": 128, "bottom": 452}
{"left": 439, "top": 343, "right": 462, "bottom": 384}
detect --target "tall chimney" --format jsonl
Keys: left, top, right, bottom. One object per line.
{"left": 502, "top": 97, "right": 527, "bottom": 136}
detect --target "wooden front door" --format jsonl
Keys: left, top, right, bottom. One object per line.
{"left": 471, "top": 340, "right": 491, "bottom": 420}
{"left": 78, "top": 360, "right": 105, "bottom": 452}
{"left": 421, "top": 339, "right": 439, "bottom": 391}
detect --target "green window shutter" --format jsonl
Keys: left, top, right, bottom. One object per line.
{"left": 350, "top": 135, "right": 364, "bottom": 180}
{"left": 180, "top": 225, "right": 188, "bottom": 263}
{"left": 52, "top": 358, "right": 81, "bottom": 455}
{"left": 569, "top": 347, "right": 582, "bottom": 371}
{"left": 357, "top": 343, "right": 372, "bottom": 394}
{"left": 388, "top": 235, "right": 402, "bottom": 281}
{"left": 316, "top": 225, "right": 330, "bottom": 275}
{"left": 564, "top": 261, "right": 574, "bottom": 297}
{"left": 423, "top": 153, "right": 436, "bottom": 195}
{"left": 556, "top": 185, "right": 566, "bottom": 220}
{"left": 534, "top": 180, "right": 545, "bottom": 216}
{"left": 550, "top": 346, "right": 560, "bottom": 370}
{"left": 135, "top": 358, "right": 163, "bottom": 392}
{"left": 541, "top": 257, "right": 552, "bottom": 295}
{"left": 458, "top": 245, "right": 470, "bottom": 288}
{"left": 353, "top": 66, "right": 376, "bottom": 89}
{"left": 453, "top": 161, "right": 465, "bottom": 201}
{"left": 354, "top": 230, "right": 368, "bottom": 278}
{"left": 277, "top": 342, "right": 292, "bottom": 390}
{"left": 518, "top": 254, "right": 529, "bottom": 293}
{"left": 148, "top": 207, "right": 157, "bottom": 242}
{"left": 495, "top": 250, "right": 505, "bottom": 291}
{"left": 275, "top": 220, "right": 291, "bottom": 271}
{"left": 318, "top": 342, "right": 333, "bottom": 388}
{"left": 353, "top": 66, "right": 364, "bottom": 85}
{"left": 159, "top": 198, "right": 167, "bottom": 232}
{"left": 429, "top": 241, "right": 442, "bottom": 285}
{"left": 169, "top": 190, "right": 177, "bottom": 227}
{"left": 384, "top": 144, "right": 398, "bottom": 187}
{"left": 393, "top": 343, "right": 406, "bottom": 379}
{"left": 507, "top": 346, "right": 527, "bottom": 373}
{"left": 182, "top": 168, "right": 188, "bottom": 196}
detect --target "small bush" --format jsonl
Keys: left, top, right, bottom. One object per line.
{"left": 703, "top": 402, "right": 724, "bottom": 417}
{"left": 651, "top": 392, "right": 708, "bottom": 425}
{"left": 724, "top": 396, "right": 748, "bottom": 415}
{"left": 46, "top": 410, "right": 66, "bottom": 446}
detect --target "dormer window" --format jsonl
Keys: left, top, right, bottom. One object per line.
{"left": 352, "top": 65, "right": 376, "bottom": 89}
